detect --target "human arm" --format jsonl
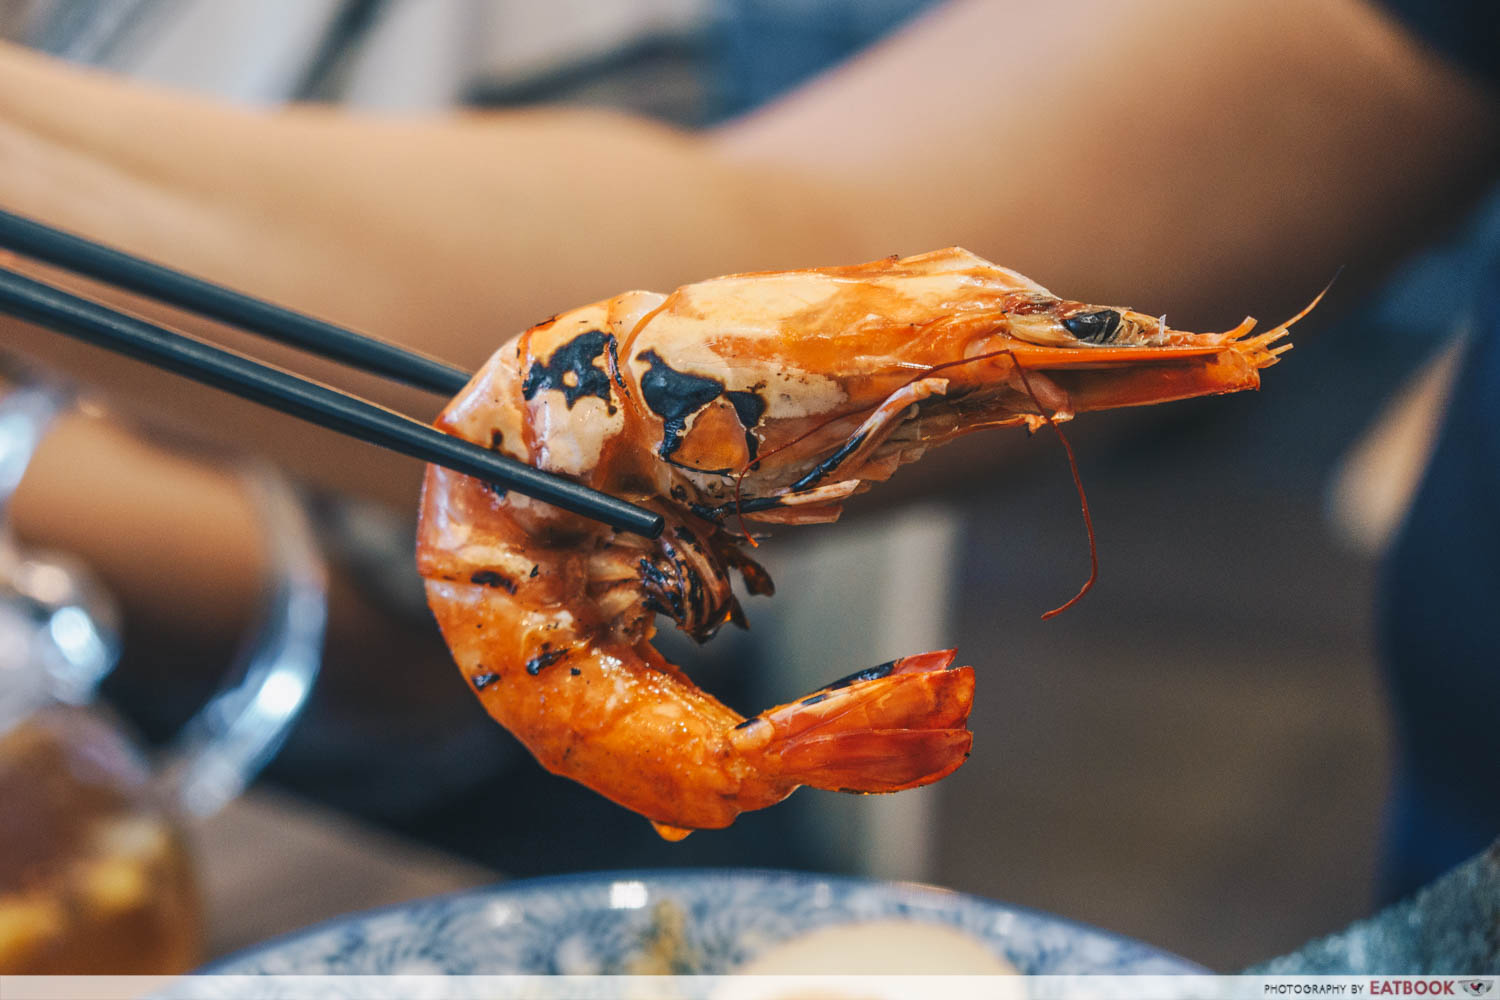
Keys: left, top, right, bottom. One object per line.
{"left": 3, "top": 0, "right": 1497, "bottom": 631}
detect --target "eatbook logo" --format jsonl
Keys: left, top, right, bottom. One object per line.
{"left": 1461, "top": 982, "right": 1493, "bottom": 997}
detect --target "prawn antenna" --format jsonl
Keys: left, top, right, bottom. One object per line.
{"left": 1288, "top": 269, "right": 1340, "bottom": 329}
{"left": 731, "top": 346, "right": 1099, "bottom": 618}
{"left": 921, "top": 346, "right": 1099, "bottom": 617}
{"left": 1001, "top": 351, "right": 1097, "bottom": 619}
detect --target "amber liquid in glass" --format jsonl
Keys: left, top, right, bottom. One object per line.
{"left": 0, "top": 708, "right": 203, "bottom": 974}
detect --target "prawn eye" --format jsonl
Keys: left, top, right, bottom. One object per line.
{"left": 1062, "top": 310, "right": 1121, "bottom": 344}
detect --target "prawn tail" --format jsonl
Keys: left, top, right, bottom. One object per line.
{"left": 738, "top": 649, "right": 975, "bottom": 794}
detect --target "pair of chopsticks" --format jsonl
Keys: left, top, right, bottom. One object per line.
{"left": 0, "top": 207, "right": 663, "bottom": 538}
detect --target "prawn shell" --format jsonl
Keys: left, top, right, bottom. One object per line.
{"left": 415, "top": 246, "right": 1299, "bottom": 833}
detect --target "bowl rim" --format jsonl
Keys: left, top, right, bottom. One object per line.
{"left": 200, "top": 866, "right": 1207, "bottom": 975}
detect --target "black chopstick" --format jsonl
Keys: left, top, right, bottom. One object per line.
{"left": 0, "top": 266, "right": 664, "bottom": 538}
{"left": 0, "top": 207, "right": 470, "bottom": 396}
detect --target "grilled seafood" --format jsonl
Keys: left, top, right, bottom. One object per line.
{"left": 416, "top": 248, "right": 1296, "bottom": 837}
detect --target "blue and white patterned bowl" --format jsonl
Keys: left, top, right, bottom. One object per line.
{"left": 207, "top": 869, "right": 1201, "bottom": 975}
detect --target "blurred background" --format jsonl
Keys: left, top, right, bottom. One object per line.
{"left": 0, "top": 0, "right": 1494, "bottom": 975}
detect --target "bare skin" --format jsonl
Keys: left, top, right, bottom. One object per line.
{"left": 3, "top": 0, "right": 1497, "bottom": 638}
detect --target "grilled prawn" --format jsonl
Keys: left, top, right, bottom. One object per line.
{"left": 416, "top": 248, "right": 1296, "bottom": 837}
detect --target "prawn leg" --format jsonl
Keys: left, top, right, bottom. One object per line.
{"left": 785, "top": 378, "right": 950, "bottom": 493}
{"left": 718, "top": 377, "right": 950, "bottom": 525}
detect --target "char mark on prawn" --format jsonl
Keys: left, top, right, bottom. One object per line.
{"left": 469, "top": 570, "right": 516, "bottom": 592}
{"left": 823, "top": 660, "right": 899, "bottom": 691}
{"left": 724, "top": 390, "right": 767, "bottom": 459}
{"left": 520, "top": 329, "right": 616, "bottom": 410}
{"left": 606, "top": 334, "right": 627, "bottom": 391}
{"left": 789, "top": 431, "right": 868, "bottom": 492}
{"left": 636, "top": 556, "right": 685, "bottom": 621}
{"left": 637, "top": 351, "right": 768, "bottom": 463}
{"left": 639, "top": 350, "right": 725, "bottom": 459}
{"left": 524, "top": 646, "right": 567, "bottom": 676}
{"left": 689, "top": 494, "right": 788, "bottom": 523}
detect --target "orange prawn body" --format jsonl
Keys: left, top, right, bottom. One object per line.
{"left": 415, "top": 248, "right": 1295, "bottom": 837}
